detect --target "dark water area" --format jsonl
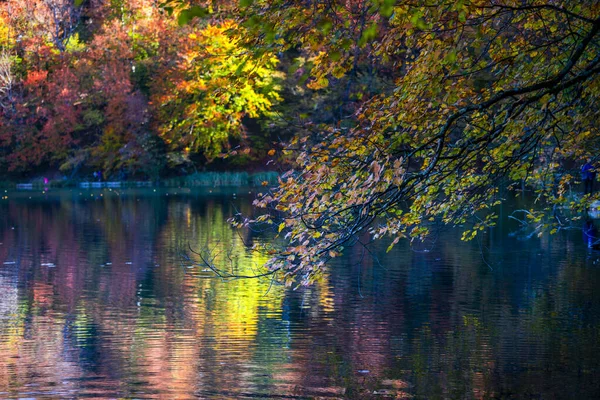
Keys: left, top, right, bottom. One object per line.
{"left": 0, "top": 188, "right": 599, "bottom": 399}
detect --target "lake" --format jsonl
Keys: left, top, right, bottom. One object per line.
{"left": 1, "top": 188, "right": 599, "bottom": 399}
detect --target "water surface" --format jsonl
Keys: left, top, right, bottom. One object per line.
{"left": 1, "top": 188, "right": 599, "bottom": 399}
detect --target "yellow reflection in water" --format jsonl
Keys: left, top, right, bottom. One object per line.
{"left": 0, "top": 192, "right": 336, "bottom": 398}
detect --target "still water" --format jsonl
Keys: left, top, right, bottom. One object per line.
{"left": 0, "top": 188, "right": 599, "bottom": 399}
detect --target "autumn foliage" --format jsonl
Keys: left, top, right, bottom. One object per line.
{"left": 0, "top": 0, "right": 281, "bottom": 176}
{"left": 0, "top": 0, "right": 599, "bottom": 283}
{"left": 152, "top": 20, "right": 281, "bottom": 160}
{"left": 226, "top": 0, "right": 600, "bottom": 284}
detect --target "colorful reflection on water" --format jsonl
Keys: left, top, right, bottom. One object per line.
{"left": 0, "top": 188, "right": 599, "bottom": 399}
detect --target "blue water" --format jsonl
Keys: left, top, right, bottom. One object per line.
{"left": 0, "top": 188, "right": 599, "bottom": 399}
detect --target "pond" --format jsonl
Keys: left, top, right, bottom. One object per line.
{"left": 0, "top": 188, "right": 599, "bottom": 399}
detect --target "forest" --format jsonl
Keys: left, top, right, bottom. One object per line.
{"left": 0, "top": 0, "right": 289, "bottom": 179}
{"left": 1, "top": 0, "right": 599, "bottom": 282}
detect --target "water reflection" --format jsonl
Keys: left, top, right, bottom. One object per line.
{"left": 0, "top": 188, "right": 599, "bottom": 398}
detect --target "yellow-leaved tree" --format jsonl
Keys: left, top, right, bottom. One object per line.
{"left": 153, "top": 20, "right": 282, "bottom": 160}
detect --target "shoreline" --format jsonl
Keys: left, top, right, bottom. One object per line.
{"left": 0, "top": 170, "right": 279, "bottom": 190}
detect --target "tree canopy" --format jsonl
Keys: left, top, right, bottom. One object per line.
{"left": 225, "top": 0, "right": 600, "bottom": 285}
{"left": 0, "top": 0, "right": 599, "bottom": 285}
{"left": 154, "top": 20, "right": 282, "bottom": 160}
{"left": 0, "top": 0, "right": 282, "bottom": 175}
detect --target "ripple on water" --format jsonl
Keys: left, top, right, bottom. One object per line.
{"left": 0, "top": 189, "right": 599, "bottom": 398}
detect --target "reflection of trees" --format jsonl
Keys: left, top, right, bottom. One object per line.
{"left": 391, "top": 226, "right": 600, "bottom": 399}
{"left": 0, "top": 190, "right": 290, "bottom": 397}
{"left": 152, "top": 194, "right": 288, "bottom": 396}
{"left": 272, "top": 221, "right": 600, "bottom": 398}
{"left": 1, "top": 192, "right": 599, "bottom": 398}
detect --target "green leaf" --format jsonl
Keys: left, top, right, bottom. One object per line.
{"left": 177, "top": 6, "right": 209, "bottom": 26}
{"left": 317, "top": 18, "right": 333, "bottom": 34}
{"left": 246, "top": 15, "right": 262, "bottom": 28}
{"left": 298, "top": 72, "right": 309, "bottom": 85}
{"left": 386, "top": 236, "right": 400, "bottom": 252}
{"left": 329, "top": 50, "right": 342, "bottom": 62}
{"left": 380, "top": 0, "right": 395, "bottom": 17}
{"left": 445, "top": 49, "right": 457, "bottom": 64}
{"left": 381, "top": 4, "right": 394, "bottom": 17}
{"left": 240, "top": 0, "right": 253, "bottom": 7}
{"left": 416, "top": 18, "right": 428, "bottom": 30}
{"left": 235, "top": 59, "right": 248, "bottom": 76}
{"left": 264, "top": 23, "right": 277, "bottom": 43}
{"left": 359, "top": 23, "right": 378, "bottom": 47}
{"left": 340, "top": 38, "right": 353, "bottom": 50}
{"left": 409, "top": 11, "right": 429, "bottom": 30}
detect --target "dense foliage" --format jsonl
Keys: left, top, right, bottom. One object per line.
{"left": 1, "top": 1, "right": 599, "bottom": 284}
{"left": 0, "top": 0, "right": 282, "bottom": 177}
{"left": 228, "top": 0, "right": 600, "bottom": 284}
